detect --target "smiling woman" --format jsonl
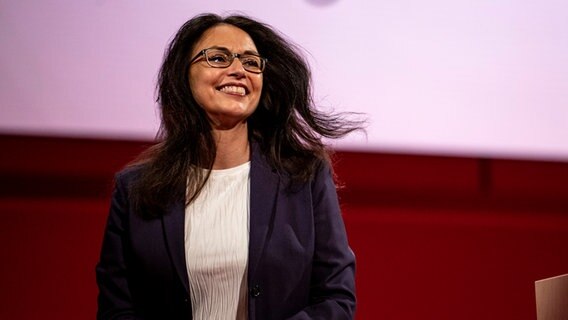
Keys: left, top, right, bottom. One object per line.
{"left": 95, "top": 13, "right": 362, "bottom": 320}
{"left": 188, "top": 25, "right": 263, "bottom": 131}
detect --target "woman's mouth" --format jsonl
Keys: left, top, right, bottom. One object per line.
{"left": 218, "top": 85, "right": 246, "bottom": 96}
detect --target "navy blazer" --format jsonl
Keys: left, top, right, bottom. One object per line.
{"left": 96, "top": 146, "right": 356, "bottom": 319}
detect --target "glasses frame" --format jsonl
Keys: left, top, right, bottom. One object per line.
{"left": 190, "top": 47, "right": 267, "bottom": 74}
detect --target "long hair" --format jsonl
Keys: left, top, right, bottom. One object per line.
{"left": 129, "top": 13, "right": 363, "bottom": 217}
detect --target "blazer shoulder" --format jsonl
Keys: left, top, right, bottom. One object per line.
{"left": 114, "top": 164, "right": 145, "bottom": 184}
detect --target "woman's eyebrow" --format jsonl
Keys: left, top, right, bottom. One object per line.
{"left": 208, "top": 45, "right": 229, "bottom": 51}
{"left": 208, "top": 46, "right": 260, "bottom": 55}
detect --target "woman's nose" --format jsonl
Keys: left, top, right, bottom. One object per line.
{"left": 226, "top": 57, "right": 246, "bottom": 78}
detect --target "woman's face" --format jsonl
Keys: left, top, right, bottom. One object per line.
{"left": 189, "top": 24, "right": 263, "bottom": 129}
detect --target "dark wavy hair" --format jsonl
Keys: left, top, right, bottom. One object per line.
{"left": 129, "top": 13, "right": 363, "bottom": 216}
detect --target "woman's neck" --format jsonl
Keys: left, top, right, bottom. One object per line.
{"left": 211, "top": 123, "right": 250, "bottom": 170}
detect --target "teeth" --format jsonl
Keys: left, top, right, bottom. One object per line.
{"left": 219, "top": 86, "right": 246, "bottom": 96}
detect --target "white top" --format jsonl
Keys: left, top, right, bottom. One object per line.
{"left": 184, "top": 162, "right": 251, "bottom": 320}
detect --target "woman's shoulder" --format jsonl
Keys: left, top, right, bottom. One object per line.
{"left": 114, "top": 163, "right": 147, "bottom": 185}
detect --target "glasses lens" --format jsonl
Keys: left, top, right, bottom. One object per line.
{"left": 205, "top": 49, "right": 231, "bottom": 67}
{"left": 240, "top": 55, "right": 264, "bottom": 73}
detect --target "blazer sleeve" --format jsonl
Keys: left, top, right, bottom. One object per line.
{"left": 95, "top": 172, "right": 143, "bottom": 320}
{"left": 286, "top": 163, "right": 357, "bottom": 319}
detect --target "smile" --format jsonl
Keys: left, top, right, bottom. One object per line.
{"left": 218, "top": 85, "right": 247, "bottom": 96}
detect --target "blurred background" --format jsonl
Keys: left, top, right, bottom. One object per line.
{"left": 1, "top": 1, "right": 567, "bottom": 319}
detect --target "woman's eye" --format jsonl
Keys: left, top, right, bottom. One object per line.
{"left": 209, "top": 54, "right": 228, "bottom": 63}
{"left": 242, "top": 57, "right": 261, "bottom": 67}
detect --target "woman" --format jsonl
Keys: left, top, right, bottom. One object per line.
{"left": 96, "top": 13, "right": 360, "bottom": 320}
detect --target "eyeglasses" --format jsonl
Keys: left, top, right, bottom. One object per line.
{"left": 190, "top": 47, "right": 267, "bottom": 74}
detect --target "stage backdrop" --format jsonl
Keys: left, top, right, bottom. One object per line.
{"left": 1, "top": 0, "right": 567, "bottom": 160}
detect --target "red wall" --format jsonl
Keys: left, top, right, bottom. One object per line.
{"left": 1, "top": 134, "right": 567, "bottom": 319}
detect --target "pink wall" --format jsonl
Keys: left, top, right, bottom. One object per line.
{"left": 2, "top": 1, "right": 568, "bottom": 160}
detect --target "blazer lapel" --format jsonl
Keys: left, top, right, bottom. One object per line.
{"left": 248, "top": 144, "right": 280, "bottom": 279}
{"left": 162, "top": 199, "right": 190, "bottom": 294}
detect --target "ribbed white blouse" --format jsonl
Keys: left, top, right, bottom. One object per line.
{"left": 184, "top": 162, "right": 250, "bottom": 320}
